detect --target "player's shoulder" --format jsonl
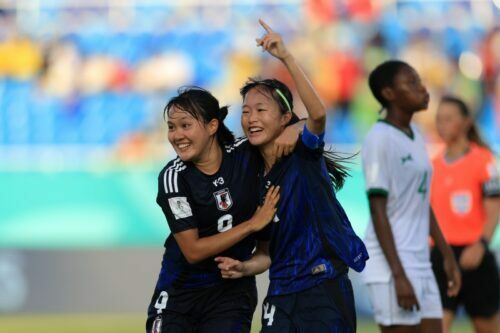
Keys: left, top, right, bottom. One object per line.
{"left": 362, "top": 121, "right": 390, "bottom": 147}
{"left": 470, "top": 143, "right": 494, "bottom": 161}
{"left": 158, "top": 157, "right": 189, "bottom": 194}
{"left": 224, "top": 137, "right": 249, "bottom": 154}
{"left": 159, "top": 157, "right": 188, "bottom": 176}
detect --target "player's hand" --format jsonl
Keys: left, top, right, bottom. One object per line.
{"left": 274, "top": 124, "right": 301, "bottom": 158}
{"left": 256, "top": 19, "right": 292, "bottom": 61}
{"left": 459, "top": 241, "right": 485, "bottom": 271}
{"left": 249, "top": 185, "right": 280, "bottom": 232}
{"left": 215, "top": 257, "right": 245, "bottom": 279}
{"left": 444, "top": 254, "right": 461, "bottom": 297}
{"left": 394, "top": 274, "right": 420, "bottom": 311}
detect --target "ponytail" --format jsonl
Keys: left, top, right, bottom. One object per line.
{"left": 467, "top": 123, "right": 489, "bottom": 150}
{"left": 323, "top": 150, "right": 353, "bottom": 191}
{"left": 216, "top": 106, "right": 235, "bottom": 146}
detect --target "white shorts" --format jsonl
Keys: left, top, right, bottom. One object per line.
{"left": 366, "top": 273, "right": 443, "bottom": 326}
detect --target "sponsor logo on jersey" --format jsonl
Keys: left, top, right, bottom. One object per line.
{"left": 152, "top": 316, "right": 162, "bottom": 333}
{"left": 451, "top": 191, "right": 472, "bottom": 215}
{"left": 212, "top": 177, "right": 224, "bottom": 187}
{"left": 311, "top": 264, "right": 326, "bottom": 275}
{"left": 401, "top": 153, "right": 413, "bottom": 164}
{"left": 168, "top": 197, "right": 193, "bottom": 219}
{"left": 213, "top": 188, "right": 233, "bottom": 211}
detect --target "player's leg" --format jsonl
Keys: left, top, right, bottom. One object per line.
{"left": 146, "top": 311, "right": 194, "bottom": 333}
{"left": 463, "top": 250, "right": 499, "bottom": 333}
{"left": 260, "top": 295, "right": 297, "bottom": 333}
{"left": 197, "top": 277, "right": 258, "bottom": 333}
{"left": 420, "top": 319, "right": 442, "bottom": 333}
{"left": 471, "top": 315, "right": 499, "bottom": 333}
{"left": 442, "top": 310, "right": 455, "bottom": 333}
{"left": 293, "top": 273, "right": 356, "bottom": 333}
{"left": 146, "top": 288, "right": 197, "bottom": 333}
{"left": 278, "top": 274, "right": 356, "bottom": 333}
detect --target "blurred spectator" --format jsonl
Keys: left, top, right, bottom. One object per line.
{"left": 0, "top": 1, "right": 497, "bottom": 151}
{"left": 0, "top": 35, "right": 42, "bottom": 79}
{"left": 40, "top": 41, "right": 81, "bottom": 97}
{"left": 132, "top": 52, "right": 194, "bottom": 94}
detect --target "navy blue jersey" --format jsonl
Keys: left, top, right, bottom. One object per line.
{"left": 154, "top": 138, "right": 262, "bottom": 290}
{"left": 259, "top": 126, "right": 368, "bottom": 296}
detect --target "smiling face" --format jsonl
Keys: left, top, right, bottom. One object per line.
{"left": 167, "top": 106, "right": 217, "bottom": 162}
{"left": 241, "top": 87, "right": 291, "bottom": 148}
{"left": 436, "top": 101, "right": 470, "bottom": 144}
{"left": 387, "top": 66, "right": 430, "bottom": 113}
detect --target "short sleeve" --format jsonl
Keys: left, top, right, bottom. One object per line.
{"left": 361, "top": 132, "right": 390, "bottom": 197}
{"left": 302, "top": 124, "right": 325, "bottom": 150}
{"left": 294, "top": 125, "right": 325, "bottom": 159}
{"left": 156, "top": 168, "right": 198, "bottom": 233}
{"left": 481, "top": 152, "right": 500, "bottom": 197}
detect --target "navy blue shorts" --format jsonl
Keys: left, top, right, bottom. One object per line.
{"left": 260, "top": 274, "right": 356, "bottom": 333}
{"left": 146, "top": 277, "right": 257, "bottom": 333}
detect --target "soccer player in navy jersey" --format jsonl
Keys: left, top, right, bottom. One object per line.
{"left": 146, "top": 87, "right": 303, "bottom": 333}
{"left": 215, "top": 20, "right": 368, "bottom": 332}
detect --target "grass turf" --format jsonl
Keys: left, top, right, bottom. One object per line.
{"left": 0, "top": 313, "right": 475, "bottom": 333}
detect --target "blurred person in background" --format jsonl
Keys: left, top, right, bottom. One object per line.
{"left": 361, "top": 60, "right": 461, "bottom": 333}
{"left": 431, "top": 96, "right": 500, "bottom": 333}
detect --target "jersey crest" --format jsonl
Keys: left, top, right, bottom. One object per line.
{"left": 213, "top": 188, "right": 233, "bottom": 211}
{"left": 451, "top": 191, "right": 472, "bottom": 214}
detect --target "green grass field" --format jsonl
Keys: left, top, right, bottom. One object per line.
{"left": 0, "top": 314, "right": 476, "bottom": 333}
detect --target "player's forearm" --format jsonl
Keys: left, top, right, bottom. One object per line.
{"left": 241, "top": 249, "right": 271, "bottom": 276}
{"left": 369, "top": 197, "right": 406, "bottom": 277}
{"left": 483, "top": 197, "right": 500, "bottom": 242}
{"left": 182, "top": 221, "right": 255, "bottom": 264}
{"left": 429, "top": 208, "right": 454, "bottom": 259}
{"left": 281, "top": 55, "right": 325, "bottom": 134}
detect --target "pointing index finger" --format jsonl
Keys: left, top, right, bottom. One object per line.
{"left": 259, "top": 18, "right": 273, "bottom": 33}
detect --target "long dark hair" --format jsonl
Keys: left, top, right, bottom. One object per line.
{"left": 240, "top": 78, "right": 350, "bottom": 191}
{"left": 440, "top": 96, "right": 490, "bottom": 150}
{"left": 368, "top": 60, "right": 411, "bottom": 109}
{"left": 164, "top": 86, "right": 235, "bottom": 146}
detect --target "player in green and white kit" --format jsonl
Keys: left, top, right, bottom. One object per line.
{"left": 361, "top": 60, "right": 461, "bottom": 333}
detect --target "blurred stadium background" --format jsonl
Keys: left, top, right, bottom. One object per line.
{"left": 0, "top": 0, "right": 498, "bottom": 332}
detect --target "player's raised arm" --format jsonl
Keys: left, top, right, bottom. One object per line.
{"left": 256, "top": 19, "right": 326, "bottom": 135}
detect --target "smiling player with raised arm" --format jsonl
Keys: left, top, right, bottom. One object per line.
{"left": 216, "top": 19, "right": 368, "bottom": 333}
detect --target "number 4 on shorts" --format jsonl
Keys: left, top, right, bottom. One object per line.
{"left": 263, "top": 302, "right": 276, "bottom": 326}
{"left": 154, "top": 291, "right": 168, "bottom": 314}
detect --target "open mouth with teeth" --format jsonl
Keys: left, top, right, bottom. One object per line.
{"left": 176, "top": 142, "right": 191, "bottom": 151}
{"left": 248, "top": 127, "right": 263, "bottom": 134}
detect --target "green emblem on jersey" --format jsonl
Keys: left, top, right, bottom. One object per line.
{"left": 401, "top": 154, "right": 413, "bottom": 164}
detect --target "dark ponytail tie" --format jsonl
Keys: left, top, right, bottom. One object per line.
{"left": 219, "top": 106, "right": 229, "bottom": 121}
